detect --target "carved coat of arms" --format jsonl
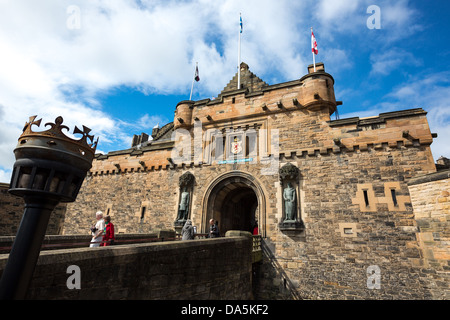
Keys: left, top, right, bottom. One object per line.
{"left": 231, "top": 136, "right": 242, "bottom": 154}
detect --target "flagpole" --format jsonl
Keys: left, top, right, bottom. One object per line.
{"left": 237, "top": 13, "right": 242, "bottom": 89}
{"left": 189, "top": 62, "right": 197, "bottom": 101}
{"left": 311, "top": 27, "right": 316, "bottom": 72}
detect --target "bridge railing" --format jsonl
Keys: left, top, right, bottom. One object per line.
{"left": 252, "top": 235, "right": 262, "bottom": 263}
{"left": 194, "top": 233, "right": 208, "bottom": 239}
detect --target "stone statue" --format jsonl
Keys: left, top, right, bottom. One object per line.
{"left": 181, "top": 219, "right": 195, "bottom": 240}
{"left": 177, "top": 187, "right": 190, "bottom": 221}
{"left": 283, "top": 182, "right": 297, "bottom": 221}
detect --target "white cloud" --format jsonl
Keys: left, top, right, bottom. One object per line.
{"left": 381, "top": 0, "right": 420, "bottom": 30}
{"left": 370, "top": 49, "right": 422, "bottom": 76}
{"left": 316, "top": 0, "right": 360, "bottom": 25}
{"left": 0, "top": 0, "right": 314, "bottom": 176}
{"left": 314, "top": 0, "right": 422, "bottom": 45}
{"left": 135, "top": 114, "right": 168, "bottom": 131}
{"left": 0, "top": 0, "right": 446, "bottom": 179}
{"left": 322, "top": 48, "right": 353, "bottom": 74}
{"left": 0, "top": 169, "right": 12, "bottom": 184}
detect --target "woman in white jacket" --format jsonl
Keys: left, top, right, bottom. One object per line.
{"left": 90, "top": 211, "right": 105, "bottom": 247}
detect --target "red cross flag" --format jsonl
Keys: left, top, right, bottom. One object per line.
{"left": 311, "top": 30, "right": 318, "bottom": 55}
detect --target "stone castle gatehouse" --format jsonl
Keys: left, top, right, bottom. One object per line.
{"left": 59, "top": 62, "right": 448, "bottom": 299}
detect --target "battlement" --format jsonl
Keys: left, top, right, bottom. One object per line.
{"left": 174, "top": 62, "right": 337, "bottom": 130}
{"left": 88, "top": 105, "right": 435, "bottom": 176}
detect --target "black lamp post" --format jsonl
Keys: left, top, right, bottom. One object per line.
{"left": 0, "top": 115, "right": 97, "bottom": 300}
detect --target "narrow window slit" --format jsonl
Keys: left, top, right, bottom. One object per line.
{"left": 140, "top": 206, "right": 146, "bottom": 223}
{"left": 363, "top": 190, "right": 369, "bottom": 207}
{"left": 391, "top": 189, "right": 398, "bottom": 207}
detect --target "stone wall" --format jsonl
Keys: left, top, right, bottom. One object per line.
{"left": 0, "top": 183, "right": 66, "bottom": 236}
{"left": 59, "top": 62, "right": 445, "bottom": 299}
{"left": 63, "top": 144, "right": 444, "bottom": 299}
{"left": 63, "top": 162, "right": 277, "bottom": 236}
{"left": 408, "top": 170, "right": 450, "bottom": 299}
{"left": 61, "top": 169, "right": 178, "bottom": 235}
{"left": 255, "top": 145, "right": 440, "bottom": 300}
{"left": 0, "top": 236, "right": 253, "bottom": 300}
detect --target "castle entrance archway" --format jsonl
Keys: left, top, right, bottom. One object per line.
{"left": 202, "top": 171, "right": 266, "bottom": 237}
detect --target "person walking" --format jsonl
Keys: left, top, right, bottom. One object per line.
{"left": 90, "top": 211, "right": 105, "bottom": 247}
{"left": 101, "top": 215, "right": 115, "bottom": 246}
{"left": 181, "top": 219, "right": 195, "bottom": 240}
{"left": 209, "top": 218, "right": 220, "bottom": 238}
{"left": 252, "top": 221, "right": 259, "bottom": 235}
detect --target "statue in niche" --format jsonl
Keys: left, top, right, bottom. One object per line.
{"left": 177, "top": 187, "right": 190, "bottom": 221}
{"left": 283, "top": 182, "right": 297, "bottom": 222}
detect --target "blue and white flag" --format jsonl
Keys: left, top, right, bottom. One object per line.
{"left": 240, "top": 15, "right": 243, "bottom": 33}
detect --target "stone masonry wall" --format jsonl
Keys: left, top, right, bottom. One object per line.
{"left": 408, "top": 170, "right": 450, "bottom": 299}
{"left": 0, "top": 236, "right": 253, "bottom": 300}
{"left": 62, "top": 169, "right": 179, "bottom": 235}
{"left": 63, "top": 161, "right": 277, "bottom": 236}
{"left": 256, "top": 145, "right": 441, "bottom": 300}
{"left": 0, "top": 183, "right": 66, "bottom": 236}
{"left": 64, "top": 143, "right": 443, "bottom": 299}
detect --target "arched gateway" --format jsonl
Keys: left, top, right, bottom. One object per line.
{"left": 201, "top": 171, "right": 266, "bottom": 237}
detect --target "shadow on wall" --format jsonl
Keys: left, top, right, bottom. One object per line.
{"left": 257, "top": 239, "right": 302, "bottom": 300}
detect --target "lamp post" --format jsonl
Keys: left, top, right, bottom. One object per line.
{"left": 0, "top": 115, "right": 98, "bottom": 300}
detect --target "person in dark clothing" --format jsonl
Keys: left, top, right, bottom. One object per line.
{"left": 209, "top": 218, "right": 220, "bottom": 238}
{"left": 181, "top": 219, "right": 195, "bottom": 240}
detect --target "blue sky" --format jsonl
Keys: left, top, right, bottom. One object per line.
{"left": 0, "top": 0, "right": 449, "bottom": 182}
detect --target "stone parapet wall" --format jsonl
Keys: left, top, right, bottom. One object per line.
{"left": 0, "top": 236, "right": 253, "bottom": 300}
{"left": 0, "top": 231, "right": 176, "bottom": 254}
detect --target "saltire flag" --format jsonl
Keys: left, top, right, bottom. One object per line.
{"left": 194, "top": 64, "right": 200, "bottom": 82}
{"left": 311, "top": 30, "right": 318, "bottom": 54}
{"left": 240, "top": 15, "right": 243, "bottom": 33}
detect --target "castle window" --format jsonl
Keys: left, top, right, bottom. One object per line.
{"left": 246, "top": 136, "right": 250, "bottom": 157}
{"left": 140, "top": 206, "right": 146, "bottom": 223}
{"left": 245, "top": 129, "right": 257, "bottom": 158}
{"left": 391, "top": 189, "right": 398, "bottom": 207}
{"left": 105, "top": 203, "right": 113, "bottom": 217}
{"left": 205, "top": 122, "right": 264, "bottom": 164}
{"left": 363, "top": 190, "right": 369, "bottom": 207}
{"left": 344, "top": 228, "right": 353, "bottom": 235}
{"left": 213, "top": 134, "right": 224, "bottom": 161}
{"left": 211, "top": 136, "right": 216, "bottom": 159}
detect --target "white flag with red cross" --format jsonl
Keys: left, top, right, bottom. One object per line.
{"left": 311, "top": 30, "right": 318, "bottom": 55}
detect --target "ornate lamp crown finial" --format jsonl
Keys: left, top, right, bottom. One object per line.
{"left": 20, "top": 115, "right": 99, "bottom": 155}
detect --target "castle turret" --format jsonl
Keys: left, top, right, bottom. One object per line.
{"left": 151, "top": 123, "right": 160, "bottom": 139}
{"left": 174, "top": 100, "right": 194, "bottom": 130}
{"left": 299, "top": 62, "right": 337, "bottom": 116}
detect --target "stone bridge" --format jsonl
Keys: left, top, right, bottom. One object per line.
{"left": 0, "top": 231, "right": 262, "bottom": 300}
